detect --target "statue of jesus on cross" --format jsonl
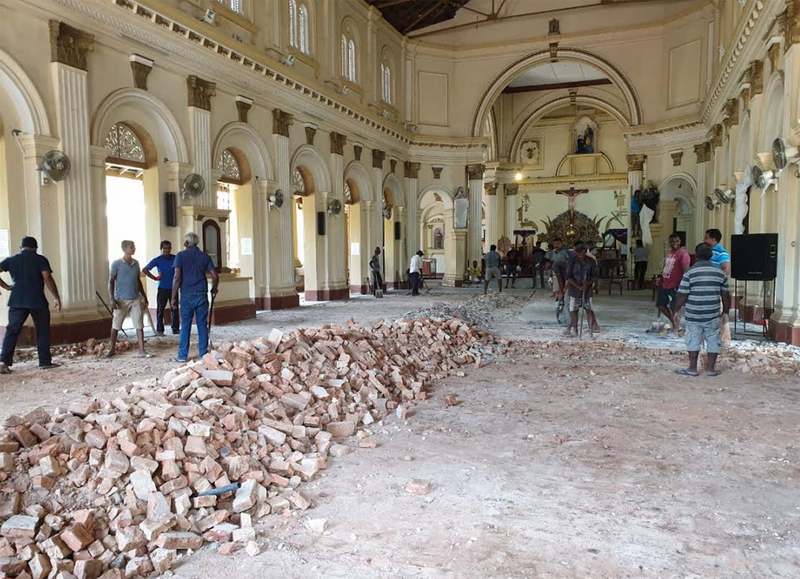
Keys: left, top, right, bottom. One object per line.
{"left": 556, "top": 183, "right": 589, "bottom": 222}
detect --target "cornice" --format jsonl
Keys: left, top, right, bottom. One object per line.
{"left": 37, "top": 0, "right": 413, "bottom": 152}
{"left": 702, "top": 0, "right": 781, "bottom": 125}
{"left": 626, "top": 121, "right": 708, "bottom": 151}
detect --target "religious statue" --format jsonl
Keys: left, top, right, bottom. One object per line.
{"left": 433, "top": 227, "right": 444, "bottom": 250}
{"left": 573, "top": 116, "right": 597, "bottom": 155}
{"left": 453, "top": 187, "right": 468, "bottom": 229}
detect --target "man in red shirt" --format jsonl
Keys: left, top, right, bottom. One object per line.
{"left": 658, "top": 232, "right": 691, "bottom": 337}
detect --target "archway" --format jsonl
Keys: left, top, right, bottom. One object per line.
{"left": 660, "top": 173, "right": 697, "bottom": 251}
{"left": 290, "top": 144, "right": 332, "bottom": 301}
{"left": 211, "top": 122, "right": 274, "bottom": 305}
{"left": 343, "top": 160, "right": 373, "bottom": 294}
{"left": 418, "top": 186, "right": 455, "bottom": 279}
{"left": 471, "top": 47, "right": 642, "bottom": 138}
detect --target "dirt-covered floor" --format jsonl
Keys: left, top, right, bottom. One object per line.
{"left": 2, "top": 284, "right": 799, "bottom": 578}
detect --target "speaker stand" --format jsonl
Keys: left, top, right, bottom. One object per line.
{"left": 732, "top": 279, "right": 775, "bottom": 341}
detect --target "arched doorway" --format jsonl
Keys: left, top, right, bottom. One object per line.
{"left": 343, "top": 161, "right": 372, "bottom": 294}
{"left": 418, "top": 186, "right": 456, "bottom": 280}
{"left": 382, "top": 173, "right": 405, "bottom": 289}
{"left": 292, "top": 166, "right": 313, "bottom": 293}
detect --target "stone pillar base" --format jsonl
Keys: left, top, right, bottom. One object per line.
{"left": 350, "top": 284, "right": 369, "bottom": 295}
{"left": 210, "top": 299, "right": 256, "bottom": 324}
{"left": 769, "top": 319, "right": 800, "bottom": 345}
{"left": 0, "top": 311, "right": 110, "bottom": 347}
{"left": 304, "top": 288, "right": 350, "bottom": 302}
{"left": 442, "top": 275, "right": 463, "bottom": 287}
{"left": 255, "top": 294, "right": 300, "bottom": 310}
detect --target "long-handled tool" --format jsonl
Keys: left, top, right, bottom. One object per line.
{"left": 96, "top": 291, "right": 129, "bottom": 338}
{"left": 207, "top": 292, "right": 217, "bottom": 350}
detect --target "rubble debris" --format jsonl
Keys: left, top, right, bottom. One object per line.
{"left": 406, "top": 293, "right": 528, "bottom": 329}
{"left": 0, "top": 318, "right": 492, "bottom": 577}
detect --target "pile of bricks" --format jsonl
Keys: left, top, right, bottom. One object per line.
{"left": 15, "top": 339, "right": 134, "bottom": 362}
{"left": 0, "top": 318, "right": 491, "bottom": 578}
{"left": 407, "top": 293, "right": 529, "bottom": 329}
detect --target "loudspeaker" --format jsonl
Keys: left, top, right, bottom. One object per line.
{"left": 165, "top": 192, "right": 177, "bottom": 227}
{"left": 317, "top": 211, "right": 326, "bottom": 236}
{"left": 394, "top": 221, "right": 401, "bottom": 241}
{"left": 731, "top": 233, "right": 778, "bottom": 280}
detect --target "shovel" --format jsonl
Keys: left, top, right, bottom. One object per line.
{"left": 207, "top": 292, "right": 217, "bottom": 350}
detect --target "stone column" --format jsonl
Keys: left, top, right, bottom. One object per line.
{"left": 394, "top": 205, "right": 406, "bottom": 288}
{"left": 484, "top": 183, "right": 499, "bottom": 248}
{"left": 404, "top": 161, "right": 420, "bottom": 254}
{"left": 443, "top": 214, "right": 467, "bottom": 287}
{"left": 14, "top": 134, "right": 61, "bottom": 259}
{"left": 627, "top": 153, "right": 645, "bottom": 255}
{"left": 89, "top": 145, "right": 110, "bottom": 301}
{"left": 372, "top": 149, "right": 385, "bottom": 287}
{"left": 693, "top": 143, "right": 711, "bottom": 249}
{"left": 49, "top": 21, "right": 97, "bottom": 310}
{"left": 362, "top": 200, "right": 374, "bottom": 292}
{"left": 326, "top": 132, "right": 348, "bottom": 300}
{"left": 466, "top": 164, "right": 484, "bottom": 263}
{"left": 267, "top": 109, "right": 299, "bottom": 309}
{"left": 186, "top": 76, "right": 216, "bottom": 208}
{"left": 504, "top": 183, "right": 518, "bottom": 239}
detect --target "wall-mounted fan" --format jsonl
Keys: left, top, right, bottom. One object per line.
{"left": 40, "top": 150, "right": 71, "bottom": 184}
{"left": 269, "top": 189, "right": 284, "bottom": 209}
{"left": 383, "top": 205, "right": 393, "bottom": 220}
{"left": 181, "top": 173, "right": 206, "bottom": 199}
{"left": 751, "top": 165, "right": 773, "bottom": 190}
{"left": 327, "top": 198, "right": 342, "bottom": 215}
{"left": 704, "top": 194, "right": 717, "bottom": 211}
{"left": 773, "top": 137, "right": 799, "bottom": 172}
{"left": 714, "top": 187, "right": 733, "bottom": 204}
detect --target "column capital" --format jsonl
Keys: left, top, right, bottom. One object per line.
{"left": 372, "top": 149, "right": 385, "bottom": 169}
{"left": 129, "top": 55, "right": 153, "bottom": 91}
{"left": 669, "top": 149, "right": 683, "bottom": 167}
{"left": 484, "top": 182, "right": 498, "bottom": 195}
{"left": 626, "top": 154, "right": 646, "bottom": 172}
{"left": 329, "top": 132, "right": 346, "bottom": 155}
{"left": 305, "top": 123, "right": 317, "bottom": 146}
{"left": 49, "top": 20, "right": 93, "bottom": 71}
{"left": 432, "top": 165, "right": 444, "bottom": 179}
{"left": 466, "top": 163, "right": 485, "bottom": 180}
{"left": 722, "top": 98, "right": 739, "bottom": 130}
{"left": 745, "top": 60, "right": 764, "bottom": 95}
{"left": 187, "top": 76, "right": 216, "bottom": 111}
{"left": 505, "top": 183, "right": 519, "bottom": 196}
{"left": 235, "top": 96, "right": 253, "bottom": 123}
{"left": 783, "top": 0, "right": 800, "bottom": 49}
{"left": 709, "top": 124, "right": 723, "bottom": 148}
{"left": 403, "top": 161, "right": 420, "bottom": 179}
{"left": 694, "top": 142, "right": 711, "bottom": 163}
{"left": 90, "top": 145, "right": 109, "bottom": 168}
{"left": 272, "top": 109, "right": 294, "bottom": 137}
{"left": 15, "top": 134, "right": 61, "bottom": 158}
{"left": 353, "top": 143, "right": 363, "bottom": 161}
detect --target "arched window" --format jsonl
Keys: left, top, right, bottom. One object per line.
{"left": 292, "top": 168, "right": 306, "bottom": 195}
{"left": 381, "top": 61, "right": 392, "bottom": 105}
{"left": 341, "top": 26, "right": 357, "bottom": 83}
{"left": 289, "top": 0, "right": 310, "bottom": 55}
{"left": 105, "top": 123, "right": 145, "bottom": 165}
{"left": 217, "top": 0, "right": 244, "bottom": 16}
{"left": 216, "top": 149, "right": 242, "bottom": 183}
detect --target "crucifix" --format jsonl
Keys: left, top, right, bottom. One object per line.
{"left": 556, "top": 183, "right": 589, "bottom": 222}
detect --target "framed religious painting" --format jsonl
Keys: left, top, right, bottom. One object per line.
{"left": 518, "top": 137, "right": 543, "bottom": 169}
{"left": 573, "top": 116, "right": 598, "bottom": 155}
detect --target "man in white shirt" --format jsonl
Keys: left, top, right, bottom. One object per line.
{"left": 409, "top": 250, "right": 423, "bottom": 296}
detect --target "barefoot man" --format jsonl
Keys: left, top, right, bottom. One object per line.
{"left": 658, "top": 233, "right": 690, "bottom": 337}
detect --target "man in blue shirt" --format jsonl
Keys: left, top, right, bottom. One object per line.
{"left": 144, "top": 240, "right": 179, "bottom": 336}
{"left": 171, "top": 232, "right": 219, "bottom": 362}
{"left": 703, "top": 228, "right": 730, "bottom": 276}
{"left": 0, "top": 236, "right": 62, "bottom": 373}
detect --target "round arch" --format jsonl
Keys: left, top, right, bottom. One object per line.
{"left": 418, "top": 184, "right": 455, "bottom": 211}
{"left": 344, "top": 161, "right": 373, "bottom": 202}
{"left": 212, "top": 122, "right": 274, "bottom": 182}
{"left": 91, "top": 88, "right": 188, "bottom": 163}
{"left": 508, "top": 95, "right": 630, "bottom": 161}
{"left": 382, "top": 173, "right": 404, "bottom": 207}
{"left": 660, "top": 172, "right": 698, "bottom": 199}
{"left": 0, "top": 48, "right": 50, "bottom": 135}
{"left": 291, "top": 144, "right": 331, "bottom": 193}
{"left": 472, "top": 47, "right": 642, "bottom": 137}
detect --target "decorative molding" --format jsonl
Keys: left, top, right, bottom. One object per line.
{"left": 372, "top": 149, "right": 385, "bottom": 169}
{"left": 745, "top": 60, "right": 764, "bottom": 95}
{"left": 235, "top": 95, "right": 252, "bottom": 123}
{"left": 305, "top": 123, "right": 318, "bottom": 146}
{"left": 466, "top": 163, "right": 485, "bottom": 180}
{"left": 722, "top": 98, "right": 739, "bottom": 131}
{"left": 353, "top": 143, "right": 363, "bottom": 161}
{"left": 549, "top": 41, "right": 558, "bottom": 61}
{"left": 504, "top": 183, "right": 519, "bottom": 196}
{"left": 432, "top": 165, "right": 444, "bottom": 179}
{"left": 390, "top": 158, "right": 397, "bottom": 173}
{"left": 330, "top": 131, "right": 346, "bottom": 155}
{"left": 768, "top": 37, "right": 782, "bottom": 71}
{"left": 187, "top": 75, "right": 216, "bottom": 111}
{"left": 709, "top": 124, "right": 723, "bottom": 148}
{"left": 129, "top": 54, "right": 153, "bottom": 90}
{"left": 625, "top": 121, "right": 707, "bottom": 151}
{"left": 272, "top": 109, "right": 293, "bottom": 137}
{"left": 669, "top": 149, "right": 683, "bottom": 166}
{"left": 626, "top": 154, "right": 646, "bottom": 172}
{"left": 694, "top": 142, "right": 711, "bottom": 163}
{"left": 403, "top": 161, "right": 420, "bottom": 179}
{"left": 49, "top": 20, "right": 93, "bottom": 71}
{"left": 784, "top": 0, "right": 800, "bottom": 49}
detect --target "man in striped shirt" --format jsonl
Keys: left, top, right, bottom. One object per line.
{"left": 674, "top": 243, "right": 731, "bottom": 376}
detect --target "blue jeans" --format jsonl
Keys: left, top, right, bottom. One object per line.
{"left": 178, "top": 291, "right": 208, "bottom": 361}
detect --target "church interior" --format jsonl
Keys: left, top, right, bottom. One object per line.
{"left": 0, "top": 1, "right": 798, "bottom": 577}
